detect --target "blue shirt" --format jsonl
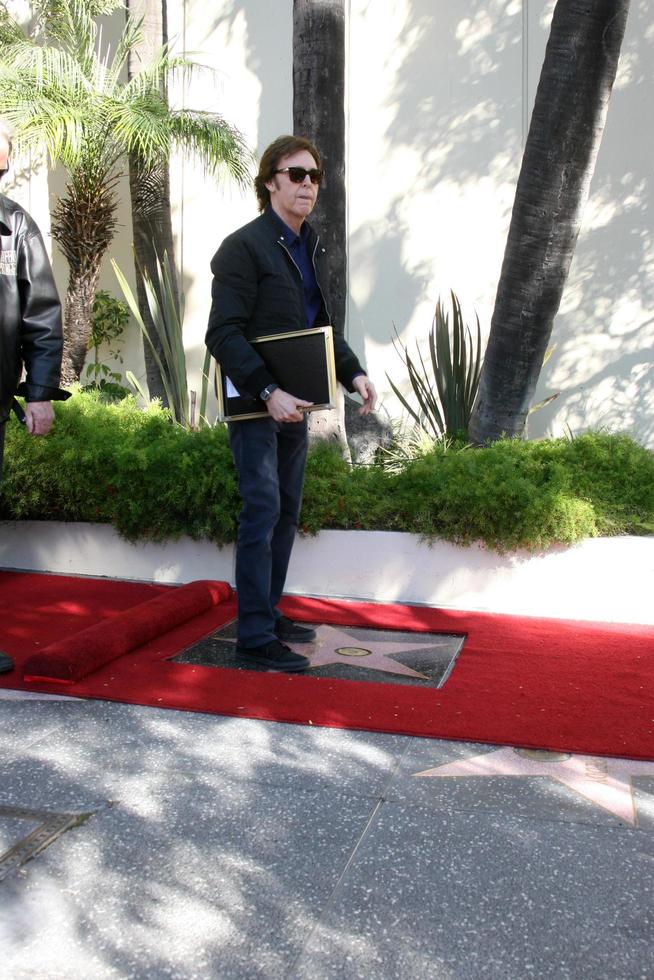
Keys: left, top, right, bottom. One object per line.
{"left": 276, "top": 217, "right": 323, "bottom": 328}
{"left": 274, "top": 212, "right": 365, "bottom": 387}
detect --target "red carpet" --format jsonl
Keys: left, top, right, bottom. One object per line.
{"left": 22, "top": 579, "right": 232, "bottom": 682}
{"left": 1, "top": 571, "right": 653, "bottom": 760}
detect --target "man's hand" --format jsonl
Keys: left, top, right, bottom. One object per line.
{"left": 25, "top": 401, "right": 55, "bottom": 436}
{"left": 266, "top": 388, "right": 313, "bottom": 423}
{"left": 352, "top": 375, "right": 377, "bottom": 415}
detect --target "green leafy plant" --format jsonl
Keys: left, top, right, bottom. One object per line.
{"left": 83, "top": 290, "right": 131, "bottom": 399}
{"left": 388, "top": 291, "right": 482, "bottom": 440}
{"left": 0, "top": 390, "right": 239, "bottom": 543}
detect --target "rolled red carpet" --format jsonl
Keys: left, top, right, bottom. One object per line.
{"left": 22, "top": 579, "right": 232, "bottom": 683}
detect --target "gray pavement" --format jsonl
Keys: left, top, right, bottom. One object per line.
{"left": 0, "top": 692, "right": 653, "bottom": 979}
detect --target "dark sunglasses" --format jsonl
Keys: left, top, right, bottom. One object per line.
{"left": 272, "top": 166, "right": 324, "bottom": 185}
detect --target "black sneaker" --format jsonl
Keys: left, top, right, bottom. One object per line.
{"left": 236, "top": 639, "right": 310, "bottom": 672}
{"left": 0, "top": 651, "right": 14, "bottom": 674}
{"left": 274, "top": 616, "right": 317, "bottom": 643}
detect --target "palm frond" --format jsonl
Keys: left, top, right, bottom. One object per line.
{"left": 0, "top": 7, "right": 26, "bottom": 46}
{"left": 106, "top": 93, "right": 173, "bottom": 166}
{"left": 1, "top": 44, "right": 94, "bottom": 96}
{"left": 107, "top": 14, "right": 146, "bottom": 86}
{"left": 34, "top": 0, "right": 116, "bottom": 50}
{"left": 0, "top": 78, "right": 94, "bottom": 163}
{"left": 168, "top": 110, "right": 253, "bottom": 185}
{"left": 120, "top": 47, "right": 198, "bottom": 99}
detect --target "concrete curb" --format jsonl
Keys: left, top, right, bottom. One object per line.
{"left": 1, "top": 521, "right": 652, "bottom": 625}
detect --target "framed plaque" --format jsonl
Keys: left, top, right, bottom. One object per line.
{"left": 216, "top": 325, "right": 337, "bottom": 422}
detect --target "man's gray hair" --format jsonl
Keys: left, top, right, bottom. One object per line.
{"left": 0, "top": 117, "right": 13, "bottom": 155}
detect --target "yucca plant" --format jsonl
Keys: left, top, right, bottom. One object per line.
{"left": 387, "top": 291, "right": 483, "bottom": 440}
{"left": 0, "top": 0, "right": 251, "bottom": 386}
{"left": 378, "top": 419, "right": 467, "bottom": 473}
{"left": 113, "top": 255, "right": 195, "bottom": 428}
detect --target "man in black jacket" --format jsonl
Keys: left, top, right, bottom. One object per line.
{"left": 0, "top": 119, "right": 69, "bottom": 674}
{"left": 207, "top": 134, "right": 376, "bottom": 672}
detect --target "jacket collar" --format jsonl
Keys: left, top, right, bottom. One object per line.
{"left": 0, "top": 194, "right": 12, "bottom": 234}
{"left": 262, "top": 204, "right": 316, "bottom": 245}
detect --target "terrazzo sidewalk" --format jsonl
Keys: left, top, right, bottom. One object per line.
{"left": 0, "top": 691, "right": 652, "bottom": 979}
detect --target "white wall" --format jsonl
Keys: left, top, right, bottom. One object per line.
{"left": 167, "top": 0, "right": 294, "bottom": 415}
{"left": 347, "top": 0, "right": 523, "bottom": 413}
{"left": 2, "top": 523, "right": 653, "bottom": 625}
{"left": 7, "top": 0, "right": 653, "bottom": 446}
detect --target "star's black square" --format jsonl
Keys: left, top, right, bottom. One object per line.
{"left": 172, "top": 620, "right": 466, "bottom": 688}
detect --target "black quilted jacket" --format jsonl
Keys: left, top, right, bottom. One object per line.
{"left": 206, "top": 206, "right": 364, "bottom": 400}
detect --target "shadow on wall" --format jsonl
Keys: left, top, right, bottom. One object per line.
{"left": 347, "top": 0, "right": 524, "bottom": 412}
{"left": 199, "top": 0, "right": 292, "bottom": 151}
{"left": 182, "top": 0, "right": 651, "bottom": 445}
{"left": 388, "top": 0, "right": 523, "bottom": 187}
{"left": 350, "top": 0, "right": 653, "bottom": 447}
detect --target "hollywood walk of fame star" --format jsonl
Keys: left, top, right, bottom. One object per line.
{"left": 300, "top": 624, "right": 438, "bottom": 679}
{"left": 414, "top": 746, "right": 654, "bottom": 825}
{"left": 220, "top": 622, "right": 459, "bottom": 680}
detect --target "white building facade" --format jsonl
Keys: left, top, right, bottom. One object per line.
{"left": 6, "top": 0, "right": 653, "bottom": 447}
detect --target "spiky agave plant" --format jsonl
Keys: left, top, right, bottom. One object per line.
{"left": 0, "top": 0, "right": 251, "bottom": 385}
{"left": 387, "top": 291, "right": 483, "bottom": 441}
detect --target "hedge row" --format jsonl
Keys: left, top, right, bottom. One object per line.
{"left": 1, "top": 391, "right": 653, "bottom": 552}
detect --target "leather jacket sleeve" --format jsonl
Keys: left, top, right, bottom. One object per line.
{"left": 17, "top": 223, "right": 69, "bottom": 402}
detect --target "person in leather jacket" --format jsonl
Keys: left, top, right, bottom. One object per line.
{"left": 0, "top": 118, "right": 69, "bottom": 674}
{"left": 206, "top": 134, "right": 376, "bottom": 673}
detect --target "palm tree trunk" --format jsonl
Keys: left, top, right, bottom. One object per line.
{"left": 51, "top": 175, "right": 117, "bottom": 385}
{"left": 293, "top": 0, "right": 350, "bottom": 454}
{"left": 469, "top": 0, "right": 630, "bottom": 445}
{"left": 126, "top": 0, "right": 177, "bottom": 404}
{"left": 61, "top": 266, "right": 102, "bottom": 385}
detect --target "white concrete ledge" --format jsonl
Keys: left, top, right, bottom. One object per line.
{"left": 1, "top": 521, "right": 652, "bottom": 625}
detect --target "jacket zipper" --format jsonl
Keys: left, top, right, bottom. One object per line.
{"left": 311, "top": 236, "right": 332, "bottom": 324}
{"left": 276, "top": 236, "right": 332, "bottom": 325}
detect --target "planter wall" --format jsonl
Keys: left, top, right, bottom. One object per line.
{"left": 1, "top": 522, "right": 652, "bottom": 626}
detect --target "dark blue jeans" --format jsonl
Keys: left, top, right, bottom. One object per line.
{"left": 228, "top": 415, "right": 308, "bottom": 647}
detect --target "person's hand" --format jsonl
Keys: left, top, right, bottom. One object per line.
{"left": 266, "top": 388, "right": 313, "bottom": 423}
{"left": 352, "top": 375, "right": 377, "bottom": 415}
{"left": 25, "top": 401, "right": 55, "bottom": 436}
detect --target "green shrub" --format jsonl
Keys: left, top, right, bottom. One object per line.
{"left": 1, "top": 392, "right": 652, "bottom": 552}
{"left": 1, "top": 391, "right": 239, "bottom": 545}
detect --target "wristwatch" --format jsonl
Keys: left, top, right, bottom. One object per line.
{"left": 259, "top": 383, "right": 279, "bottom": 402}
